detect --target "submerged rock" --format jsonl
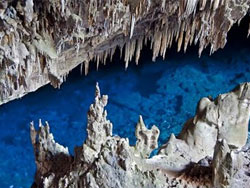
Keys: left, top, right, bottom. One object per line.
{"left": 30, "top": 83, "right": 250, "bottom": 188}
{"left": 0, "top": 0, "right": 250, "bottom": 105}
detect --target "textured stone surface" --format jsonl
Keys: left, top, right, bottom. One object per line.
{"left": 30, "top": 120, "right": 73, "bottom": 187}
{"left": 212, "top": 139, "right": 243, "bottom": 188}
{"left": 158, "top": 82, "right": 250, "bottom": 171}
{"left": 82, "top": 82, "right": 113, "bottom": 164}
{"left": 30, "top": 82, "right": 250, "bottom": 188}
{"left": 134, "top": 115, "right": 160, "bottom": 158}
{"left": 1, "top": 0, "right": 250, "bottom": 105}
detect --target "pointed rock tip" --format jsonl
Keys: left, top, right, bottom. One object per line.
{"left": 138, "top": 115, "right": 145, "bottom": 126}
{"left": 137, "top": 115, "right": 147, "bottom": 130}
{"left": 39, "top": 119, "right": 42, "bottom": 127}
{"left": 169, "top": 133, "right": 176, "bottom": 141}
{"left": 30, "top": 121, "right": 34, "bottom": 128}
{"left": 139, "top": 115, "right": 143, "bottom": 122}
{"left": 95, "top": 82, "right": 101, "bottom": 98}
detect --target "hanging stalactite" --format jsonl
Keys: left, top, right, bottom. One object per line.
{"left": 0, "top": 0, "right": 249, "bottom": 105}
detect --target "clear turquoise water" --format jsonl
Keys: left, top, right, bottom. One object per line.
{"left": 0, "top": 23, "right": 249, "bottom": 187}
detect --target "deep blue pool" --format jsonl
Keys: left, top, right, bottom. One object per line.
{"left": 0, "top": 25, "right": 250, "bottom": 187}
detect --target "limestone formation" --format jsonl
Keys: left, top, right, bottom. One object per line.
{"left": 1, "top": 0, "right": 250, "bottom": 105}
{"left": 30, "top": 120, "right": 72, "bottom": 187}
{"left": 82, "top": 82, "right": 112, "bottom": 164}
{"left": 30, "top": 82, "right": 250, "bottom": 188}
{"left": 134, "top": 115, "right": 160, "bottom": 158}
{"left": 212, "top": 139, "right": 243, "bottom": 188}
{"left": 158, "top": 82, "right": 250, "bottom": 172}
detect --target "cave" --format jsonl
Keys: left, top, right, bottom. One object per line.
{"left": 0, "top": 1, "right": 250, "bottom": 188}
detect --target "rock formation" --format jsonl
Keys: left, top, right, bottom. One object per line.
{"left": 135, "top": 115, "right": 160, "bottom": 158}
{"left": 1, "top": 0, "right": 250, "bottom": 105}
{"left": 212, "top": 139, "right": 243, "bottom": 188}
{"left": 30, "top": 82, "right": 250, "bottom": 188}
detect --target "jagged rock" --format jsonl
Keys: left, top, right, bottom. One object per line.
{"left": 134, "top": 115, "right": 160, "bottom": 158}
{"left": 212, "top": 139, "right": 243, "bottom": 188}
{"left": 231, "top": 142, "right": 250, "bottom": 188}
{"left": 30, "top": 120, "right": 70, "bottom": 162}
{"left": 158, "top": 83, "right": 250, "bottom": 171}
{"left": 30, "top": 120, "right": 73, "bottom": 187}
{"left": 82, "top": 82, "right": 112, "bottom": 164}
{"left": 0, "top": 0, "right": 249, "bottom": 105}
{"left": 30, "top": 83, "right": 250, "bottom": 188}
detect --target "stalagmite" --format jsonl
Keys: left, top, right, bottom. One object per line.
{"left": 30, "top": 82, "right": 250, "bottom": 188}
{"left": 134, "top": 115, "right": 160, "bottom": 158}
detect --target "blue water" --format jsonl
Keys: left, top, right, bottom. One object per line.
{"left": 0, "top": 27, "right": 250, "bottom": 187}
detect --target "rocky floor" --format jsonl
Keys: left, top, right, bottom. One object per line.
{"left": 0, "top": 34, "right": 250, "bottom": 187}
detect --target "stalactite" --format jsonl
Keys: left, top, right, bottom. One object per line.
{"left": 103, "top": 50, "right": 108, "bottom": 65}
{"left": 130, "top": 40, "right": 136, "bottom": 62}
{"left": 124, "top": 39, "right": 136, "bottom": 68}
{"left": 177, "top": 23, "right": 185, "bottom": 52}
{"left": 183, "top": 23, "right": 191, "bottom": 53}
{"left": 199, "top": 0, "right": 207, "bottom": 11}
{"left": 183, "top": 0, "right": 199, "bottom": 17}
{"left": 175, "top": 23, "right": 181, "bottom": 43}
{"left": 61, "top": 0, "right": 65, "bottom": 15}
{"left": 119, "top": 44, "right": 124, "bottom": 59}
{"left": 160, "top": 28, "right": 168, "bottom": 59}
{"left": 189, "top": 18, "right": 196, "bottom": 46}
{"left": 212, "top": 0, "right": 220, "bottom": 11}
{"left": 24, "top": 0, "right": 34, "bottom": 23}
{"left": 135, "top": 38, "right": 143, "bottom": 64}
{"left": 0, "top": 0, "right": 249, "bottom": 105}
{"left": 248, "top": 22, "right": 250, "bottom": 37}
{"left": 124, "top": 41, "right": 130, "bottom": 69}
{"left": 84, "top": 61, "right": 89, "bottom": 76}
{"left": 169, "top": 30, "right": 174, "bottom": 49}
{"left": 110, "top": 48, "right": 116, "bottom": 62}
{"left": 80, "top": 63, "right": 83, "bottom": 75}
{"left": 161, "top": 0, "right": 166, "bottom": 10}
{"left": 152, "top": 31, "right": 162, "bottom": 61}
